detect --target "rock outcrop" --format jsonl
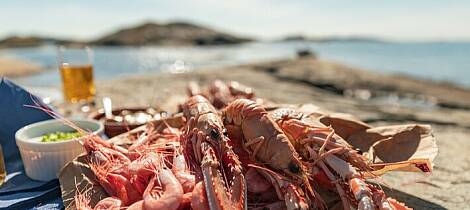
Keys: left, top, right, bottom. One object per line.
{"left": 91, "top": 22, "right": 252, "bottom": 46}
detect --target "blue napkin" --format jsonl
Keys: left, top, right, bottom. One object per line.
{"left": 0, "top": 78, "right": 63, "bottom": 210}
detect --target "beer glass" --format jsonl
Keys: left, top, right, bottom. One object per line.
{"left": 58, "top": 46, "right": 96, "bottom": 103}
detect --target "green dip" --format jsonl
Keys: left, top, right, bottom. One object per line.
{"left": 40, "top": 131, "right": 82, "bottom": 142}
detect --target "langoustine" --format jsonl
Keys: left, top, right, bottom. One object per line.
{"left": 223, "top": 99, "right": 323, "bottom": 210}
{"left": 180, "top": 95, "right": 247, "bottom": 210}
{"left": 271, "top": 107, "right": 412, "bottom": 210}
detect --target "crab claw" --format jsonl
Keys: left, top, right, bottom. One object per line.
{"left": 200, "top": 141, "right": 247, "bottom": 210}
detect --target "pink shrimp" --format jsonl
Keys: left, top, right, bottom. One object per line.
{"left": 142, "top": 169, "right": 184, "bottom": 210}
{"left": 191, "top": 182, "right": 210, "bottom": 210}
{"left": 93, "top": 197, "right": 122, "bottom": 210}
{"left": 172, "top": 151, "right": 196, "bottom": 193}
{"left": 74, "top": 190, "right": 122, "bottom": 210}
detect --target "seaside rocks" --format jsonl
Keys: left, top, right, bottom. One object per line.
{"left": 0, "top": 36, "right": 44, "bottom": 48}
{"left": 92, "top": 22, "right": 252, "bottom": 46}
{"left": 296, "top": 48, "right": 316, "bottom": 58}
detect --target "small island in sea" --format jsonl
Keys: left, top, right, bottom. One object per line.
{"left": 0, "top": 21, "right": 253, "bottom": 48}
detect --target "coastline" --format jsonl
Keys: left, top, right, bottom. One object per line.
{"left": 98, "top": 57, "right": 470, "bottom": 112}
{"left": 0, "top": 56, "right": 43, "bottom": 77}
{"left": 5, "top": 41, "right": 470, "bottom": 90}
{"left": 90, "top": 57, "right": 469, "bottom": 209}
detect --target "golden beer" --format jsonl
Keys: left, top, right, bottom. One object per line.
{"left": 60, "top": 64, "right": 96, "bottom": 103}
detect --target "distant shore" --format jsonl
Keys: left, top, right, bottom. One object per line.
{"left": 0, "top": 56, "right": 43, "bottom": 77}
{"left": 0, "top": 21, "right": 252, "bottom": 48}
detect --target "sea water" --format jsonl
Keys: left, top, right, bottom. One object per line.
{"left": 2, "top": 41, "right": 470, "bottom": 87}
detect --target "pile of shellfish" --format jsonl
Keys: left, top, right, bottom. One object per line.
{"left": 61, "top": 80, "right": 437, "bottom": 210}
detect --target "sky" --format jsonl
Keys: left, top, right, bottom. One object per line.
{"left": 1, "top": 0, "right": 469, "bottom": 41}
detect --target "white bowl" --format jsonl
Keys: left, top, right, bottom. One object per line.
{"left": 15, "top": 119, "right": 103, "bottom": 181}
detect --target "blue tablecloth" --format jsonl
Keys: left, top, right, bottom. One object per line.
{"left": 0, "top": 78, "right": 63, "bottom": 210}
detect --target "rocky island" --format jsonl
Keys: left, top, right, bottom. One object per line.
{"left": 92, "top": 22, "right": 252, "bottom": 46}
{"left": 0, "top": 21, "right": 252, "bottom": 48}
{"left": 0, "top": 36, "right": 45, "bottom": 48}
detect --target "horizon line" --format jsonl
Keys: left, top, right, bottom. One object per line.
{"left": 1, "top": 19, "right": 470, "bottom": 43}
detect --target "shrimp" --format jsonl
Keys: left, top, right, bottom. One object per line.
{"left": 143, "top": 169, "right": 184, "bottom": 210}
{"left": 74, "top": 190, "right": 122, "bottom": 210}
{"left": 172, "top": 150, "right": 196, "bottom": 193}
{"left": 93, "top": 197, "right": 122, "bottom": 210}
{"left": 84, "top": 136, "right": 141, "bottom": 206}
